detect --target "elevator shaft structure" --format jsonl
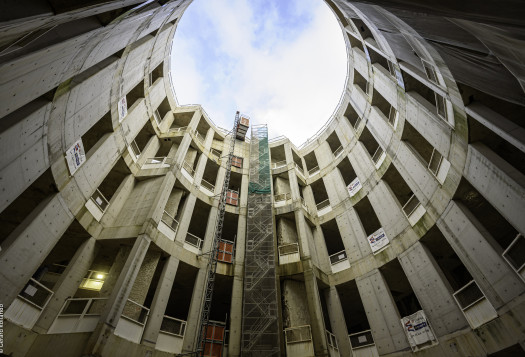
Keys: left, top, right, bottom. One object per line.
{"left": 195, "top": 111, "right": 243, "bottom": 357}
{"left": 241, "top": 124, "right": 281, "bottom": 356}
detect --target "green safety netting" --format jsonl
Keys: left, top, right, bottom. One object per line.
{"left": 248, "top": 135, "right": 271, "bottom": 194}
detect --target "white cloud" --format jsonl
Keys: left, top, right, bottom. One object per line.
{"left": 170, "top": 0, "right": 347, "bottom": 145}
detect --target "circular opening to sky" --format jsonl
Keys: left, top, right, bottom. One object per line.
{"left": 170, "top": 0, "right": 347, "bottom": 145}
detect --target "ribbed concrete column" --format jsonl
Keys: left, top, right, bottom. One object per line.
{"left": 294, "top": 210, "right": 312, "bottom": 258}
{"left": 398, "top": 241, "right": 468, "bottom": 337}
{"left": 325, "top": 286, "right": 352, "bottom": 357}
{"left": 0, "top": 194, "right": 74, "bottom": 308}
{"left": 303, "top": 268, "right": 329, "bottom": 357}
{"left": 137, "top": 135, "right": 159, "bottom": 167}
{"left": 312, "top": 227, "right": 331, "bottom": 273}
{"left": 201, "top": 206, "right": 218, "bottom": 253}
{"left": 33, "top": 237, "right": 99, "bottom": 333}
{"left": 84, "top": 233, "right": 152, "bottom": 356}
{"left": 356, "top": 269, "right": 409, "bottom": 355}
{"left": 438, "top": 201, "right": 525, "bottom": 308}
{"left": 182, "top": 267, "right": 207, "bottom": 353}
{"left": 146, "top": 171, "right": 176, "bottom": 224}
{"left": 335, "top": 210, "right": 370, "bottom": 262}
{"left": 142, "top": 255, "right": 180, "bottom": 346}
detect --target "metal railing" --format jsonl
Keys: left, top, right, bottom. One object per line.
{"left": 308, "top": 165, "right": 320, "bottom": 177}
{"left": 388, "top": 107, "right": 398, "bottom": 127}
{"left": 59, "top": 297, "right": 107, "bottom": 316}
{"left": 294, "top": 163, "right": 305, "bottom": 178}
{"left": 333, "top": 145, "right": 344, "bottom": 159}
{"left": 185, "top": 232, "right": 203, "bottom": 250}
{"left": 349, "top": 329, "right": 375, "bottom": 350}
{"left": 160, "top": 315, "right": 186, "bottom": 337}
{"left": 182, "top": 161, "right": 195, "bottom": 178}
{"left": 169, "top": 126, "right": 188, "bottom": 134}
{"left": 316, "top": 199, "right": 331, "bottom": 212}
{"left": 402, "top": 194, "right": 421, "bottom": 218}
{"left": 130, "top": 140, "right": 141, "bottom": 158}
{"left": 284, "top": 325, "right": 312, "bottom": 344}
{"left": 502, "top": 233, "right": 525, "bottom": 274}
{"left": 329, "top": 250, "right": 348, "bottom": 265}
{"left": 453, "top": 280, "right": 485, "bottom": 311}
{"left": 428, "top": 148, "right": 443, "bottom": 176}
{"left": 121, "top": 298, "right": 149, "bottom": 325}
{"left": 161, "top": 210, "right": 179, "bottom": 233}
{"left": 154, "top": 109, "right": 162, "bottom": 126}
{"left": 144, "top": 156, "right": 170, "bottom": 166}
{"left": 371, "top": 146, "right": 384, "bottom": 165}
{"left": 193, "top": 130, "right": 205, "bottom": 145}
{"left": 18, "top": 278, "right": 54, "bottom": 309}
{"left": 90, "top": 189, "right": 109, "bottom": 212}
{"left": 210, "top": 148, "right": 222, "bottom": 160}
{"left": 200, "top": 179, "right": 215, "bottom": 193}
{"left": 353, "top": 116, "right": 362, "bottom": 131}
{"left": 271, "top": 160, "right": 287, "bottom": 169}
{"left": 278, "top": 243, "right": 299, "bottom": 256}
{"left": 274, "top": 192, "right": 291, "bottom": 202}
{"left": 326, "top": 330, "right": 339, "bottom": 350}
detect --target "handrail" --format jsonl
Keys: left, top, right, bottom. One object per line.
{"left": 271, "top": 160, "right": 287, "bottom": 169}
{"left": 274, "top": 192, "right": 291, "bottom": 202}
{"left": 17, "top": 278, "right": 54, "bottom": 309}
{"left": 326, "top": 330, "right": 339, "bottom": 350}
{"left": 316, "top": 199, "right": 331, "bottom": 211}
{"left": 200, "top": 178, "right": 215, "bottom": 193}
{"left": 284, "top": 325, "right": 313, "bottom": 344}
{"left": 169, "top": 126, "right": 188, "bottom": 134}
{"left": 402, "top": 194, "right": 421, "bottom": 217}
{"left": 453, "top": 280, "right": 485, "bottom": 311}
{"left": 182, "top": 161, "right": 195, "bottom": 177}
{"left": 144, "top": 156, "right": 170, "bottom": 166}
{"left": 161, "top": 210, "right": 179, "bottom": 232}
{"left": 371, "top": 146, "right": 384, "bottom": 164}
{"left": 329, "top": 250, "right": 348, "bottom": 265}
{"left": 308, "top": 165, "right": 320, "bottom": 176}
{"left": 121, "top": 298, "right": 150, "bottom": 325}
{"left": 278, "top": 242, "right": 299, "bottom": 256}
{"left": 91, "top": 188, "right": 109, "bottom": 212}
{"left": 333, "top": 145, "right": 344, "bottom": 158}
{"left": 185, "top": 232, "right": 203, "bottom": 249}
{"left": 160, "top": 315, "right": 186, "bottom": 337}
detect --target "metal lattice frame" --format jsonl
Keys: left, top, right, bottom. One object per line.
{"left": 194, "top": 112, "right": 241, "bottom": 357}
{"left": 241, "top": 124, "right": 281, "bottom": 356}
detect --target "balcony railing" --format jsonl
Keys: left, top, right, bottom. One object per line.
{"left": 402, "top": 194, "right": 421, "bottom": 218}
{"left": 200, "top": 179, "right": 215, "bottom": 194}
{"left": 185, "top": 232, "right": 204, "bottom": 250}
{"left": 210, "top": 148, "right": 221, "bottom": 161}
{"left": 300, "top": 197, "right": 309, "bottom": 214}
{"left": 329, "top": 250, "right": 348, "bottom": 265}
{"left": 453, "top": 280, "right": 485, "bottom": 311}
{"left": 161, "top": 210, "right": 179, "bottom": 233}
{"left": 333, "top": 145, "right": 344, "bottom": 159}
{"left": 169, "top": 126, "right": 187, "bottom": 135}
{"left": 294, "top": 163, "right": 305, "bottom": 179}
{"left": 502, "top": 233, "right": 525, "bottom": 280}
{"left": 353, "top": 116, "right": 362, "bottom": 131}
{"left": 452, "top": 280, "right": 497, "bottom": 329}
{"left": 90, "top": 188, "right": 109, "bottom": 212}
{"left": 48, "top": 297, "right": 108, "bottom": 334}
{"left": 308, "top": 165, "right": 320, "bottom": 177}
{"left": 59, "top": 297, "right": 107, "bottom": 317}
{"left": 428, "top": 148, "right": 443, "bottom": 176}
{"left": 278, "top": 243, "right": 299, "bottom": 256}
{"left": 284, "top": 325, "right": 312, "bottom": 344}
{"left": 17, "top": 278, "right": 53, "bottom": 310}
{"left": 316, "top": 199, "right": 331, "bottom": 214}
{"left": 193, "top": 130, "right": 205, "bottom": 145}
{"left": 388, "top": 107, "right": 398, "bottom": 128}
{"left": 326, "top": 330, "right": 339, "bottom": 350}
{"left": 182, "top": 161, "right": 195, "bottom": 178}
{"left": 274, "top": 192, "right": 291, "bottom": 203}
{"left": 160, "top": 315, "right": 186, "bottom": 337}
{"left": 121, "top": 299, "right": 149, "bottom": 325}
{"left": 371, "top": 146, "right": 385, "bottom": 166}
{"left": 349, "top": 329, "right": 375, "bottom": 350}
{"left": 130, "top": 140, "right": 141, "bottom": 158}
{"left": 272, "top": 160, "right": 287, "bottom": 169}
{"left": 144, "top": 156, "right": 171, "bottom": 166}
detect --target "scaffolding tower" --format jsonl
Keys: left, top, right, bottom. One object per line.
{"left": 193, "top": 111, "right": 244, "bottom": 357}
{"left": 241, "top": 124, "right": 281, "bottom": 356}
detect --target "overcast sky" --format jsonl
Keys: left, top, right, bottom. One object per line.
{"left": 170, "top": 0, "right": 347, "bottom": 145}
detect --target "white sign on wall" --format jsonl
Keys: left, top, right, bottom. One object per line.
{"left": 401, "top": 310, "right": 436, "bottom": 350}
{"left": 347, "top": 177, "right": 362, "bottom": 197}
{"left": 367, "top": 227, "right": 389, "bottom": 253}
{"left": 65, "top": 139, "right": 86, "bottom": 175}
{"left": 118, "top": 96, "right": 127, "bottom": 121}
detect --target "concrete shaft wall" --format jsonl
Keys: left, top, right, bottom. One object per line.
{"left": 1, "top": 0, "right": 524, "bottom": 357}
